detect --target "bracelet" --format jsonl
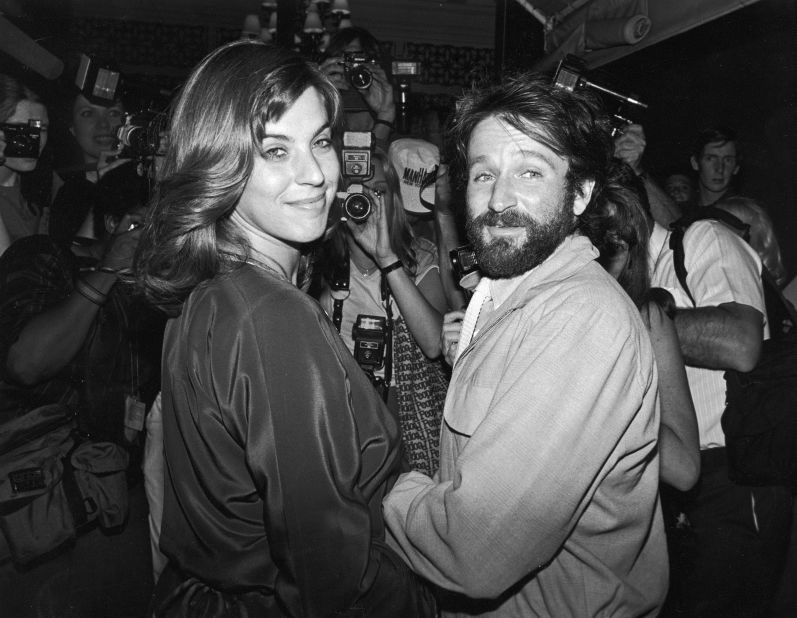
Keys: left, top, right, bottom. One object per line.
{"left": 379, "top": 260, "right": 403, "bottom": 276}
{"left": 74, "top": 277, "right": 107, "bottom": 306}
{"left": 81, "top": 265, "right": 120, "bottom": 276}
{"left": 373, "top": 118, "right": 394, "bottom": 132}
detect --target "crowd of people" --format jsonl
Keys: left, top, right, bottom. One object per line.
{"left": 0, "top": 23, "right": 795, "bottom": 618}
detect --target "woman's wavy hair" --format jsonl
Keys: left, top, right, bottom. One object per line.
{"left": 715, "top": 195, "right": 788, "bottom": 287}
{"left": 447, "top": 72, "right": 614, "bottom": 210}
{"left": 135, "top": 40, "right": 342, "bottom": 315}
{"left": 579, "top": 160, "right": 652, "bottom": 307}
{"left": 319, "top": 149, "right": 417, "bottom": 283}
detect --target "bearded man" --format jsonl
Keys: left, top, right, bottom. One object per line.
{"left": 383, "top": 74, "right": 667, "bottom": 617}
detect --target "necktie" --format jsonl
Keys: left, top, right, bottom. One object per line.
{"left": 456, "top": 278, "right": 490, "bottom": 360}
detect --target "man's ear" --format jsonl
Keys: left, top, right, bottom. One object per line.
{"left": 572, "top": 178, "right": 595, "bottom": 216}
{"left": 690, "top": 155, "right": 699, "bottom": 172}
{"left": 69, "top": 126, "right": 75, "bottom": 138}
{"left": 732, "top": 163, "right": 740, "bottom": 176}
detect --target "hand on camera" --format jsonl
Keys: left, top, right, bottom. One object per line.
{"left": 613, "top": 123, "right": 646, "bottom": 175}
{"left": 441, "top": 309, "right": 465, "bottom": 366}
{"left": 100, "top": 212, "right": 144, "bottom": 273}
{"left": 362, "top": 64, "right": 396, "bottom": 122}
{"left": 346, "top": 189, "right": 395, "bottom": 266}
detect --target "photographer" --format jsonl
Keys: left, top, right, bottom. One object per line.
{"left": 316, "top": 145, "right": 448, "bottom": 476}
{"left": 0, "top": 161, "right": 161, "bottom": 615}
{"left": 50, "top": 59, "right": 131, "bottom": 242}
{"left": 318, "top": 27, "right": 396, "bottom": 150}
{"left": 0, "top": 73, "right": 49, "bottom": 256}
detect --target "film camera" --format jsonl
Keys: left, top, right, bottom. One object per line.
{"left": 552, "top": 55, "right": 647, "bottom": 136}
{"left": 337, "top": 131, "right": 376, "bottom": 223}
{"left": 450, "top": 244, "right": 482, "bottom": 290}
{"left": 341, "top": 52, "right": 378, "bottom": 90}
{"left": 116, "top": 109, "right": 167, "bottom": 160}
{"left": 0, "top": 119, "right": 42, "bottom": 158}
{"left": 353, "top": 314, "right": 387, "bottom": 370}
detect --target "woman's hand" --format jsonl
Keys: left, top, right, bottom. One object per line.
{"left": 441, "top": 310, "right": 465, "bottom": 366}
{"left": 346, "top": 190, "right": 397, "bottom": 267}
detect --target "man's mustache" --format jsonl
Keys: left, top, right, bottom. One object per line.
{"left": 473, "top": 209, "right": 534, "bottom": 228}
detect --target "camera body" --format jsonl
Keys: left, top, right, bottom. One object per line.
{"left": 450, "top": 244, "right": 482, "bottom": 290}
{"left": 552, "top": 54, "right": 647, "bottom": 137}
{"left": 342, "top": 52, "right": 376, "bottom": 90}
{"left": 116, "top": 110, "right": 166, "bottom": 160}
{"left": 337, "top": 131, "right": 375, "bottom": 223}
{"left": 352, "top": 314, "right": 387, "bottom": 371}
{"left": 0, "top": 120, "right": 42, "bottom": 158}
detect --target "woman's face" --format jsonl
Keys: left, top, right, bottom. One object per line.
{"left": 3, "top": 99, "right": 48, "bottom": 173}
{"left": 70, "top": 94, "right": 125, "bottom": 162}
{"left": 235, "top": 87, "right": 340, "bottom": 247}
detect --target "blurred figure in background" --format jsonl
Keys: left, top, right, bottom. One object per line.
{"left": 50, "top": 58, "right": 131, "bottom": 242}
{"left": 0, "top": 73, "right": 49, "bottom": 255}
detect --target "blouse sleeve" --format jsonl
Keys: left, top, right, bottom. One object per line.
{"left": 215, "top": 284, "right": 401, "bottom": 616}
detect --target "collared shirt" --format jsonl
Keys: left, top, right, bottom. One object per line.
{"left": 384, "top": 235, "right": 667, "bottom": 617}
{"left": 648, "top": 220, "right": 766, "bottom": 448}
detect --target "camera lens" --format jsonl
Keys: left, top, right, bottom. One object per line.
{"left": 344, "top": 193, "right": 372, "bottom": 222}
{"left": 349, "top": 65, "right": 372, "bottom": 90}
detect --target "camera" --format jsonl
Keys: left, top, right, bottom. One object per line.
{"left": 450, "top": 244, "right": 481, "bottom": 290}
{"left": 552, "top": 55, "right": 647, "bottom": 136}
{"left": 116, "top": 109, "right": 166, "bottom": 160}
{"left": 342, "top": 52, "right": 376, "bottom": 90}
{"left": 337, "top": 131, "right": 375, "bottom": 223}
{"left": 0, "top": 120, "right": 42, "bottom": 158}
{"left": 352, "top": 314, "right": 387, "bottom": 371}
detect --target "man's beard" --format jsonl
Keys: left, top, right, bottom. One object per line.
{"left": 465, "top": 196, "right": 576, "bottom": 279}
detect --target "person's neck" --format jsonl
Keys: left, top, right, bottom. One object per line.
{"left": 0, "top": 165, "right": 19, "bottom": 188}
{"left": 231, "top": 211, "right": 300, "bottom": 284}
{"left": 697, "top": 185, "right": 728, "bottom": 207}
{"left": 348, "top": 238, "right": 378, "bottom": 277}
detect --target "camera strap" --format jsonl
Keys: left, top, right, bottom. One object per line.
{"left": 329, "top": 259, "right": 394, "bottom": 399}
{"left": 380, "top": 275, "right": 394, "bottom": 394}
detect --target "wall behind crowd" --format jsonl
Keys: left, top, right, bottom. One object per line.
{"left": 600, "top": 0, "right": 797, "bottom": 277}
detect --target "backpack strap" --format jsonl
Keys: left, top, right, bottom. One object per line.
{"left": 668, "top": 207, "right": 751, "bottom": 306}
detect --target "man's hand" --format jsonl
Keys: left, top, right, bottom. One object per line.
{"left": 614, "top": 123, "right": 646, "bottom": 175}
{"left": 361, "top": 63, "right": 396, "bottom": 122}
{"left": 441, "top": 310, "right": 465, "bottom": 366}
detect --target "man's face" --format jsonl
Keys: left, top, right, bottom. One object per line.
{"left": 464, "top": 115, "right": 594, "bottom": 278}
{"left": 691, "top": 140, "right": 739, "bottom": 197}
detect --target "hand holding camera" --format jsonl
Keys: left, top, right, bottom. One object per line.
{"left": 613, "top": 123, "right": 646, "bottom": 175}
{"left": 346, "top": 185, "right": 395, "bottom": 269}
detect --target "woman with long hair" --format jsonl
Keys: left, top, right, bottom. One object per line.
{"left": 580, "top": 160, "right": 700, "bottom": 491}
{"left": 135, "top": 40, "right": 433, "bottom": 616}
{"left": 316, "top": 148, "right": 449, "bottom": 477}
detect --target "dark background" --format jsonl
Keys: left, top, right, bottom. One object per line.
{"left": 498, "top": 0, "right": 797, "bottom": 276}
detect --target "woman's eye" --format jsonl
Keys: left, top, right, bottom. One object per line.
{"left": 314, "top": 136, "right": 333, "bottom": 150}
{"left": 79, "top": 110, "right": 94, "bottom": 119}
{"left": 262, "top": 146, "right": 287, "bottom": 161}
